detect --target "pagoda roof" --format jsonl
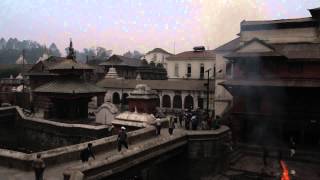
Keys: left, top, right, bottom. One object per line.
{"left": 49, "top": 59, "right": 94, "bottom": 70}
{"left": 99, "top": 55, "right": 144, "bottom": 67}
{"left": 97, "top": 79, "right": 214, "bottom": 91}
{"left": 33, "top": 79, "right": 105, "bottom": 94}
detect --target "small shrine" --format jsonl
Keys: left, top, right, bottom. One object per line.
{"left": 113, "top": 84, "right": 157, "bottom": 127}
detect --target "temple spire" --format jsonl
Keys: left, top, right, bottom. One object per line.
{"left": 66, "top": 38, "right": 76, "bottom": 60}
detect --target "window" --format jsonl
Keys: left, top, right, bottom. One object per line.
{"left": 187, "top": 64, "right": 191, "bottom": 78}
{"left": 246, "top": 60, "right": 261, "bottom": 78}
{"left": 288, "top": 63, "right": 303, "bottom": 74}
{"left": 200, "top": 63, "right": 204, "bottom": 79}
{"left": 174, "top": 63, "right": 179, "bottom": 77}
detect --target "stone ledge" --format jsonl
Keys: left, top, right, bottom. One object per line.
{"left": 64, "top": 131, "right": 188, "bottom": 180}
{"left": 63, "top": 126, "right": 230, "bottom": 180}
{"left": 0, "top": 106, "right": 156, "bottom": 171}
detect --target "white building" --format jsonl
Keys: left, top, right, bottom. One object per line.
{"left": 166, "top": 47, "right": 215, "bottom": 80}
{"left": 213, "top": 38, "right": 240, "bottom": 117}
{"left": 143, "top": 48, "right": 172, "bottom": 68}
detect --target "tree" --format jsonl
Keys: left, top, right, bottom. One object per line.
{"left": 49, "top": 43, "right": 61, "bottom": 57}
{"left": 123, "top": 51, "right": 133, "bottom": 58}
{"left": 123, "top": 50, "right": 144, "bottom": 59}
{"left": 96, "top": 47, "right": 112, "bottom": 59}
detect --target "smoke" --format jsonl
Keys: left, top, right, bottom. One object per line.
{"left": 196, "top": 0, "right": 267, "bottom": 49}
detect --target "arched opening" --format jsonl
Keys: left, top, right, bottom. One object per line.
{"left": 162, "top": 95, "right": 171, "bottom": 108}
{"left": 173, "top": 95, "right": 182, "bottom": 109}
{"left": 112, "top": 92, "right": 121, "bottom": 104}
{"left": 184, "top": 95, "right": 194, "bottom": 109}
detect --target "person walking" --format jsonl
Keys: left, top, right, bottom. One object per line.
{"left": 155, "top": 118, "right": 162, "bottom": 135}
{"left": 117, "top": 126, "right": 128, "bottom": 152}
{"left": 168, "top": 117, "right": 175, "bottom": 135}
{"left": 80, "top": 143, "right": 95, "bottom": 162}
{"left": 191, "top": 114, "right": 198, "bottom": 130}
{"left": 179, "top": 112, "right": 183, "bottom": 128}
{"left": 32, "top": 154, "right": 46, "bottom": 180}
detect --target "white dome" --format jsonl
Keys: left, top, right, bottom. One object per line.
{"left": 16, "top": 85, "right": 24, "bottom": 92}
{"left": 36, "top": 53, "right": 49, "bottom": 63}
{"left": 16, "top": 73, "right": 23, "bottom": 79}
{"left": 16, "top": 55, "right": 28, "bottom": 64}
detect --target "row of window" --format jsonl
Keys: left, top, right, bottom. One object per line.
{"left": 174, "top": 63, "right": 205, "bottom": 79}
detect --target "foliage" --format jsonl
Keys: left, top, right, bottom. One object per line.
{"left": 0, "top": 38, "right": 62, "bottom": 64}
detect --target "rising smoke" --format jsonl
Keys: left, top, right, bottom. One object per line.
{"left": 197, "top": 0, "right": 267, "bottom": 49}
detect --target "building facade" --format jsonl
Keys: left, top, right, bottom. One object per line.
{"left": 220, "top": 7, "right": 320, "bottom": 147}
{"left": 166, "top": 48, "right": 215, "bottom": 80}
{"left": 97, "top": 78, "right": 214, "bottom": 113}
{"left": 143, "top": 48, "right": 172, "bottom": 68}
{"left": 214, "top": 38, "right": 240, "bottom": 117}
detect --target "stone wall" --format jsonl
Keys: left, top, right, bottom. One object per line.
{"left": 64, "top": 126, "right": 230, "bottom": 180}
{"left": 0, "top": 107, "right": 156, "bottom": 170}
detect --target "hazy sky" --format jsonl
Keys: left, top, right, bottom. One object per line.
{"left": 1, "top": 0, "right": 320, "bottom": 55}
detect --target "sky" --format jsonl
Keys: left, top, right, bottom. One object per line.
{"left": 1, "top": 0, "right": 320, "bottom": 55}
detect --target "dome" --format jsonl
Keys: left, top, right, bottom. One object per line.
{"left": 16, "top": 73, "right": 23, "bottom": 79}
{"left": 16, "top": 55, "right": 28, "bottom": 64}
{"left": 37, "top": 53, "right": 49, "bottom": 63}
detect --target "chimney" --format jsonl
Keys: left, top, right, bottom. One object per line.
{"left": 193, "top": 46, "right": 206, "bottom": 52}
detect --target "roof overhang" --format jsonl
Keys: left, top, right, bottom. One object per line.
{"left": 220, "top": 80, "right": 320, "bottom": 88}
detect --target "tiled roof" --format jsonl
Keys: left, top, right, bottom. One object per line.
{"left": 34, "top": 79, "right": 105, "bottom": 94}
{"left": 272, "top": 43, "right": 320, "bottom": 60}
{"left": 146, "top": 48, "right": 172, "bottom": 55}
{"left": 167, "top": 50, "right": 215, "bottom": 61}
{"left": 214, "top": 37, "right": 241, "bottom": 52}
{"left": 28, "top": 56, "right": 66, "bottom": 74}
{"left": 97, "top": 79, "right": 214, "bottom": 91}
{"left": 220, "top": 79, "right": 320, "bottom": 88}
{"left": 99, "top": 55, "right": 144, "bottom": 67}
{"left": 225, "top": 51, "right": 283, "bottom": 59}
{"left": 49, "top": 59, "right": 94, "bottom": 70}
{"left": 241, "top": 17, "right": 314, "bottom": 26}
{"left": 224, "top": 37, "right": 320, "bottom": 61}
